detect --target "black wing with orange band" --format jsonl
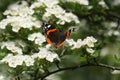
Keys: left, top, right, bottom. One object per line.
{"left": 42, "top": 23, "right": 76, "bottom": 47}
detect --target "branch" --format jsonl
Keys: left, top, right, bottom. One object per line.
{"left": 40, "top": 63, "right": 120, "bottom": 80}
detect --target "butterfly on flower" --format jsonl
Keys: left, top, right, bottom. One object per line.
{"left": 42, "top": 23, "right": 76, "bottom": 47}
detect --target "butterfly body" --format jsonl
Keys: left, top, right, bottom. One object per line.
{"left": 42, "top": 23, "right": 75, "bottom": 47}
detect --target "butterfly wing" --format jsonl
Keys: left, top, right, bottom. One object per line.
{"left": 46, "top": 30, "right": 66, "bottom": 47}
{"left": 46, "top": 28, "right": 76, "bottom": 47}
{"left": 42, "top": 23, "right": 58, "bottom": 44}
{"left": 56, "top": 27, "right": 76, "bottom": 47}
{"left": 42, "top": 23, "right": 76, "bottom": 47}
{"left": 46, "top": 30, "right": 60, "bottom": 45}
{"left": 55, "top": 31, "right": 66, "bottom": 47}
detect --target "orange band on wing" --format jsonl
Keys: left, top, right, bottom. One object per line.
{"left": 47, "top": 29, "right": 57, "bottom": 35}
{"left": 46, "top": 38, "right": 53, "bottom": 44}
{"left": 56, "top": 41, "right": 65, "bottom": 47}
{"left": 66, "top": 31, "right": 70, "bottom": 38}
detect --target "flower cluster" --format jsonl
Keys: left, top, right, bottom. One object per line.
{"left": 106, "top": 30, "right": 120, "bottom": 36}
{"left": 43, "top": 5, "right": 80, "bottom": 25}
{"left": 28, "top": 32, "right": 46, "bottom": 46}
{"left": 63, "top": 0, "right": 89, "bottom": 5}
{"left": 30, "top": 0, "right": 59, "bottom": 9}
{"left": 0, "top": 0, "right": 78, "bottom": 68}
{"left": 0, "top": 39, "right": 59, "bottom": 68}
{"left": 3, "top": 1, "right": 33, "bottom": 16}
{"left": 1, "top": 54, "right": 34, "bottom": 68}
{"left": 66, "top": 36, "right": 97, "bottom": 53}
{"left": 103, "top": 22, "right": 120, "bottom": 36}
{"left": 0, "top": 0, "right": 97, "bottom": 69}
{"left": 0, "top": 1, "right": 41, "bottom": 32}
{"left": 0, "top": 41, "right": 24, "bottom": 54}
{"left": 31, "top": 0, "right": 80, "bottom": 25}
{"left": 98, "top": 0, "right": 108, "bottom": 8}
{"left": 1, "top": 48, "right": 59, "bottom": 68}
{"left": 32, "top": 48, "right": 60, "bottom": 62}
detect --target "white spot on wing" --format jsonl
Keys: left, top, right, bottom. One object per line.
{"left": 47, "top": 25, "right": 51, "bottom": 28}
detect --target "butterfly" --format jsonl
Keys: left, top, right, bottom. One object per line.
{"left": 42, "top": 23, "right": 75, "bottom": 47}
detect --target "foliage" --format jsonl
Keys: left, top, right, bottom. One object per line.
{"left": 0, "top": 0, "right": 120, "bottom": 80}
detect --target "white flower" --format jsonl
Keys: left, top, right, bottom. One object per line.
{"left": 56, "top": 20, "right": 65, "bottom": 25}
{"left": 77, "top": 0, "right": 89, "bottom": 5}
{"left": 32, "top": 48, "right": 60, "bottom": 62}
{"left": 83, "top": 36, "right": 97, "bottom": 47}
{"left": 0, "top": 19, "right": 9, "bottom": 29}
{"left": 0, "top": 1, "right": 41, "bottom": 32}
{"left": 66, "top": 36, "right": 97, "bottom": 50}
{"left": 113, "top": 31, "right": 120, "bottom": 36}
{"left": 66, "top": 39, "right": 83, "bottom": 49}
{"left": 112, "top": 70, "right": 120, "bottom": 74}
{"left": 32, "top": 49, "right": 48, "bottom": 59}
{"left": 30, "top": 1, "right": 43, "bottom": 9}
{"left": 1, "top": 54, "right": 34, "bottom": 68}
{"left": 63, "top": 0, "right": 89, "bottom": 5}
{"left": 42, "top": 5, "right": 65, "bottom": 21}
{"left": 86, "top": 48, "right": 95, "bottom": 53}
{"left": 66, "top": 39, "right": 76, "bottom": 46}
{"left": 98, "top": 0, "right": 108, "bottom": 8}
{"left": 46, "top": 53, "right": 59, "bottom": 62}
{"left": 4, "top": 1, "right": 34, "bottom": 17}
{"left": 0, "top": 41, "right": 23, "bottom": 54}
{"left": 35, "top": 38, "right": 45, "bottom": 46}
{"left": 72, "top": 39, "right": 84, "bottom": 49}
{"left": 106, "top": 30, "right": 120, "bottom": 36}
{"left": 43, "top": 5, "right": 80, "bottom": 24}
{"left": 0, "top": 74, "right": 5, "bottom": 80}
{"left": 110, "top": 22, "right": 117, "bottom": 27}
{"left": 59, "top": 12, "right": 80, "bottom": 24}
{"left": 1, "top": 54, "right": 24, "bottom": 68}
{"left": 0, "top": 16, "right": 41, "bottom": 32}
{"left": 28, "top": 32, "right": 46, "bottom": 45}
{"left": 103, "top": 22, "right": 117, "bottom": 28}
{"left": 28, "top": 33, "right": 38, "bottom": 41}
{"left": 42, "top": 0, "right": 59, "bottom": 8}
{"left": 23, "top": 55, "right": 34, "bottom": 66}
{"left": 31, "top": 0, "right": 80, "bottom": 24}
{"left": 45, "top": 44, "right": 52, "bottom": 49}
{"left": 10, "top": 46, "right": 23, "bottom": 54}
{"left": 30, "top": 0, "right": 59, "bottom": 9}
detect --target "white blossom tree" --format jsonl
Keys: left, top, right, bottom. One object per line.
{"left": 0, "top": 0, "right": 120, "bottom": 80}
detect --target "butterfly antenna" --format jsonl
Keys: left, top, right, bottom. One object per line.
{"left": 66, "top": 27, "right": 77, "bottom": 38}
{"left": 69, "top": 27, "right": 76, "bottom": 33}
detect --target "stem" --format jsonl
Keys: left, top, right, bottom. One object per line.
{"left": 33, "top": 68, "right": 39, "bottom": 80}
{"left": 39, "top": 63, "right": 120, "bottom": 80}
